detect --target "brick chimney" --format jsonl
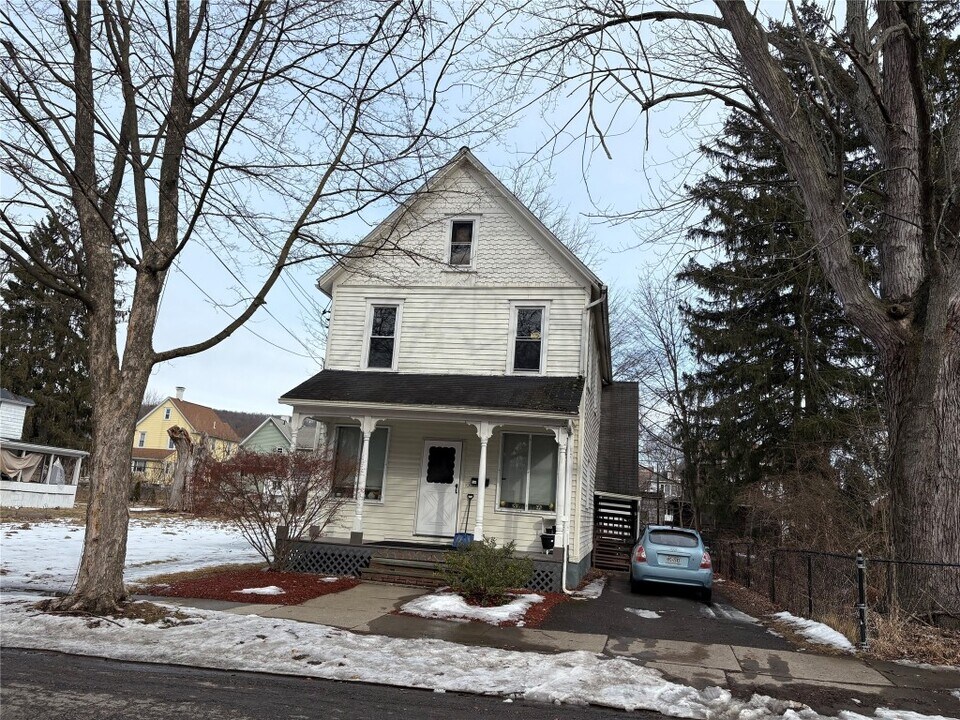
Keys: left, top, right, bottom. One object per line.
{"left": 175, "top": 386, "right": 185, "bottom": 400}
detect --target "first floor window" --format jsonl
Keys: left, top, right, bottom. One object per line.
{"left": 367, "top": 304, "right": 398, "bottom": 369}
{"left": 333, "top": 426, "right": 389, "bottom": 501}
{"left": 131, "top": 459, "right": 147, "bottom": 473}
{"left": 168, "top": 436, "right": 175, "bottom": 450}
{"left": 137, "top": 431, "right": 146, "bottom": 447}
{"left": 498, "top": 433, "right": 558, "bottom": 512}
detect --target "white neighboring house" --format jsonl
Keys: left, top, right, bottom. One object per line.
{"left": 0, "top": 388, "right": 87, "bottom": 509}
{"left": 281, "top": 149, "right": 637, "bottom": 589}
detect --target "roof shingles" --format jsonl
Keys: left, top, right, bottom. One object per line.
{"left": 170, "top": 398, "right": 241, "bottom": 443}
{"left": 281, "top": 371, "right": 584, "bottom": 415}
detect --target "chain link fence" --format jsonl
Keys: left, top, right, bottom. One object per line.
{"left": 713, "top": 539, "right": 960, "bottom": 648}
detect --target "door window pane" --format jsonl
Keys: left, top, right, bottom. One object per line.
{"left": 426, "top": 445, "right": 457, "bottom": 484}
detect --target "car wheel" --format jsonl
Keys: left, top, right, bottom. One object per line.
{"left": 630, "top": 576, "right": 643, "bottom": 594}
{"left": 701, "top": 588, "right": 712, "bottom": 605}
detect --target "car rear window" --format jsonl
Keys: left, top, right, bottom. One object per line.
{"left": 649, "top": 530, "right": 699, "bottom": 548}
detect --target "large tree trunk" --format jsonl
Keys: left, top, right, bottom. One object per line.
{"left": 884, "top": 283, "right": 960, "bottom": 615}
{"left": 167, "top": 428, "right": 205, "bottom": 512}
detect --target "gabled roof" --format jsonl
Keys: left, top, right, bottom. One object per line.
{"left": 241, "top": 415, "right": 319, "bottom": 450}
{"left": 132, "top": 447, "right": 175, "bottom": 461}
{"left": 595, "top": 382, "right": 640, "bottom": 497}
{"left": 281, "top": 370, "right": 584, "bottom": 415}
{"left": 0, "top": 388, "right": 35, "bottom": 407}
{"left": 314, "top": 147, "right": 613, "bottom": 381}
{"left": 169, "top": 398, "right": 241, "bottom": 443}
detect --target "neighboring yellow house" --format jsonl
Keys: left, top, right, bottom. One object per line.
{"left": 132, "top": 387, "right": 241, "bottom": 483}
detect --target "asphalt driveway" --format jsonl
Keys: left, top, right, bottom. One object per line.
{"left": 543, "top": 572, "right": 794, "bottom": 651}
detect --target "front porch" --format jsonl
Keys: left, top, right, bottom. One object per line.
{"left": 281, "top": 535, "right": 567, "bottom": 592}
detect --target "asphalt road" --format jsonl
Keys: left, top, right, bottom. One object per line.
{"left": 545, "top": 572, "right": 795, "bottom": 650}
{"left": 0, "top": 648, "right": 665, "bottom": 720}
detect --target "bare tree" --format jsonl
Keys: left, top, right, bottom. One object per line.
{"left": 1, "top": 0, "right": 491, "bottom": 612}
{"left": 193, "top": 450, "right": 347, "bottom": 569}
{"left": 165, "top": 426, "right": 205, "bottom": 512}
{"left": 499, "top": 1, "right": 960, "bottom": 608}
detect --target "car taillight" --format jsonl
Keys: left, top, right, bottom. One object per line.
{"left": 635, "top": 545, "right": 647, "bottom": 563}
{"left": 700, "top": 551, "right": 712, "bottom": 569}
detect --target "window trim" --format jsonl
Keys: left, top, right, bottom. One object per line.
{"left": 163, "top": 407, "right": 171, "bottom": 420}
{"left": 137, "top": 431, "right": 146, "bottom": 448}
{"left": 361, "top": 299, "right": 403, "bottom": 372}
{"left": 506, "top": 301, "right": 550, "bottom": 375}
{"left": 446, "top": 216, "right": 479, "bottom": 270}
{"left": 168, "top": 436, "right": 176, "bottom": 450}
{"left": 332, "top": 424, "right": 391, "bottom": 504}
{"left": 131, "top": 459, "right": 147, "bottom": 473}
{"left": 494, "top": 431, "right": 559, "bottom": 515}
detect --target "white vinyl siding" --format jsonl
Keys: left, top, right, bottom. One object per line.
{"left": 574, "top": 318, "right": 602, "bottom": 562}
{"left": 318, "top": 419, "right": 575, "bottom": 552}
{"left": 326, "top": 287, "right": 585, "bottom": 376}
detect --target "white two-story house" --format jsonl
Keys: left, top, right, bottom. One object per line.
{"left": 280, "top": 148, "right": 637, "bottom": 590}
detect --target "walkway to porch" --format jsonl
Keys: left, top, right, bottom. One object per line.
{"left": 281, "top": 536, "right": 564, "bottom": 593}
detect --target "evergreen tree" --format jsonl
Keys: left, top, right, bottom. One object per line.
{"left": 1, "top": 214, "right": 91, "bottom": 449}
{"left": 678, "top": 106, "right": 883, "bottom": 535}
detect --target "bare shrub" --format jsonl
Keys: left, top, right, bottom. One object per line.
{"left": 193, "top": 451, "right": 349, "bottom": 569}
{"left": 442, "top": 538, "right": 534, "bottom": 605}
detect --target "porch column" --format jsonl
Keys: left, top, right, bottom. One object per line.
{"left": 71, "top": 456, "right": 83, "bottom": 486}
{"left": 289, "top": 411, "right": 302, "bottom": 452}
{"left": 550, "top": 426, "right": 571, "bottom": 553}
{"left": 469, "top": 421, "right": 497, "bottom": 541}
{"left": 350, "top": 416, "right": 380, "bottom": 545}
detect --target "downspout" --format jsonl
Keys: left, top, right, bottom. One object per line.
{"left": 560, "top": 420, "right": 575, "bottom": 594}
{"left": 579, "top": 289, "right": 606, "bottom": 376}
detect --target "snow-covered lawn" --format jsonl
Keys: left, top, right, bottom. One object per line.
{"left": 771, "top": 611, "right": 855, "bottom": 652}
{"left": 0, "top": 599, "right": 948, "bottom": 720}
{"left": 0, "top": 517, "right": 261, "bottom": 593}
{"left": 400, "top": 591, "right": 542, "bottom": 625}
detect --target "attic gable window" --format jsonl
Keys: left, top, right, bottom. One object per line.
{"left": 365, "top": 302, "right": 401, "bottom": 370}
{"left": 449, "top": 220, "right": 474, "bottom": 266}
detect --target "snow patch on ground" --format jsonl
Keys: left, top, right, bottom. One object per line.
{"left": 233, "top": 586, "right": 285, "bottom": 596}
{"left": 571, "top": 577, "right": 606, "bottom": 600}
{"left": 400, "top": 591, "right": 542, "bottom": 625}
{"left": 894, "top": 659, "right": 960, "bottom": 671}
{"left": 0, "top": 600, "right": 946, "bottom": 720}
{"left": 625, "top": 608, "right": 661, "bottom": 619}
{"left": 771, "top": 612, "right": 855, "bottom": 652}
{"left": 0, "top": 518, "right": 261, "bottom": 594}
{"left": 950, "top": 689, "right": 960, "bottom": 700}
{"left": 322, "top": 577, "right": 340, "bottom": 583}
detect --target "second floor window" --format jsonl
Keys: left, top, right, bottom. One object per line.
{"left": 367, "top": 304, "right": 399, "bottom": 369}
{"left": 137, "top": 431, "right": 146, "bottom": 447}
{"left": 512, "top": 306, "right": 545, "bottom": 372}
{"left": 449, "top": 220, "right": 474, "bottom": 266}
{"left": 163, "top": 408, "right": 171, "bottom": 420}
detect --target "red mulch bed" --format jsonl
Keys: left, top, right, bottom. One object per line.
{"left": 141, "top": 569, "right": 359, "bottom": 605}
{"left": 508, "top": 591, "right": 568, "bottom": 628}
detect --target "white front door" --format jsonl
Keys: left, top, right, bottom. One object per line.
{"left": 415, "top": 440, "right": 462, "bottom": 536}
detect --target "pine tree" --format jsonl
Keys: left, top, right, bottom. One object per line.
{"left": 678, "top": 106, "right": 883, "bottom": 536}
{"left": 1, "top": 214, "right": 91, "bottom": 450}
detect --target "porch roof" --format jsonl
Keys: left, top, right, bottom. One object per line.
{"left": 281, "top": 370, "right": 584, "bottom": 415}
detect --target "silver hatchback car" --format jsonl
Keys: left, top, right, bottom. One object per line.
{"left": 630, "top": 525, "right": 713, "bottom": 603}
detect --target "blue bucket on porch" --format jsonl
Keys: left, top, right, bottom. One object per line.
{"left": 452, "top": 532, "right": 474, "bottom": 549}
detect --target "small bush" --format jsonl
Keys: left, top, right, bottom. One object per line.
{"left": 442, "top": 538, "right": 534, "bottom": 605}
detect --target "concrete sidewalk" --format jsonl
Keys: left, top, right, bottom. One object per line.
{"left": 145, "top": 583, "right": 960, "bottom": 718}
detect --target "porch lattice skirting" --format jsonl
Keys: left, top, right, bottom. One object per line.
{"left": 281, "top": 539, "right": 563, "bottom": 593}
